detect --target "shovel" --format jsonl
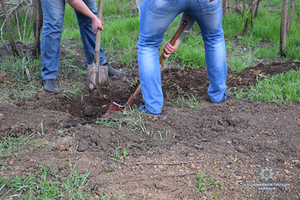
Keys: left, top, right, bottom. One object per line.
{"left": 106, "top": 20, "right": 188, "bottom": 114}
{"left": 87, "top": 0, "right": 108, "bottom": 90}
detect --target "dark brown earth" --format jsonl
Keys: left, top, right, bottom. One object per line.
{"left": 0, "top": 43, "right": 300, "bottom": 199}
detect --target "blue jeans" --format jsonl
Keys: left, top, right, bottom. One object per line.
{"left": 40, "top": 0, "right": 107, "bottom": 80}
{"left": 138, "top": 0, "right": 228, "bottom": 114}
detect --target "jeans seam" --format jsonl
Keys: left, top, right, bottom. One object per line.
{"left": 198, "top": 0, "right": 221, "bottom": 14}
{"left": 147, "top": 0, "right": 177, "bottom": 19}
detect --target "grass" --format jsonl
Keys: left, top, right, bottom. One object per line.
{"left": 233, "top": 68, "right": 300, "bottom": 104}
{"left": 197, "top": 171, "right": 223, "bottom": 199}
{"left": 1, "top": 0, "right": 300, "bottom": 103}
{"left": 0, "top": 1, "right": 300, "bottom": 199}
{"left": 0, "top": 161, "right": 92, "bottom": 199}
{"left": 0, "top": 133, "right": 34, "bottom": 161}
{"left": 175, "top": 93, "right": 204, "bottom": 110}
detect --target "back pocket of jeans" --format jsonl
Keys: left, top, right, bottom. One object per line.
{"left": 198, "top": 0, "right": 221, "bottom": 14}
{"left": 147, "top": 0, "right": 177, "bottom": 19}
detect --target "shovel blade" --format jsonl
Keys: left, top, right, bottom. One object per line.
{"left": 97, "top": 64, "right": 108, "bottom": 86}
{"left": 87, "top": 64, "right": 97, "bottom": 90}
{"left": 106, "top": 102, "right": 125, "bottom": 114}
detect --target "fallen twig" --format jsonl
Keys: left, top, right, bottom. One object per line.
{"left": 88, "top": 171, "right": 198, "bottom": 191}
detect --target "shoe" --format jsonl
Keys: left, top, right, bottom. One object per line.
{"left": 138, "top": 105, "right": 161, "bottom": 115}
{"left": 210, "top": 92, "right": 228, "bottom": 103}
{"left": 43, "top": 79, "right": 60, "bottom": 93}
{"left": 103, "top": 63, "right": 125, "bottom": 76}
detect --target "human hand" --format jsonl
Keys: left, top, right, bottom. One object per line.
{"left": 92, "top": 17, "right": 104, "bottom": 34}
{"left": 162, "top": 38, "right": 181, "bottom": 58}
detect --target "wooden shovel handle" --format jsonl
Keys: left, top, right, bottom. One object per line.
{"left": 128, "top": 21, "right": 188, "bottom": 105}
{"left": 95, "top": 0, "right": 103, "bottom": 53}
{"left": 159, "top": 20, "right": 187, "bottom": 63}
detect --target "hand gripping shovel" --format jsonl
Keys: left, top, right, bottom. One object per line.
{"left": 106, "top": 20, "right": 188, "bottom": 114}
{"left": 87, "top": 0, "right": 108, "bottom": 90}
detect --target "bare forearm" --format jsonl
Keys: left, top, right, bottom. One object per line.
{"left": 67, "top": 0, "right": 96, "bottom": 21}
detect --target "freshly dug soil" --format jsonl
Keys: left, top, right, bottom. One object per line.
{"left": 0, "top": 42, "right": 300, "bottom": 199}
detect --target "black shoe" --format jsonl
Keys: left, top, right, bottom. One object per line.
{"left": 103, "top": 63, "right": 125, "bottom": 76}
{"left": 43, "top": 79, "right": 60, "bottom": 93}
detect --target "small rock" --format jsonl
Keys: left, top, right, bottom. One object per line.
{"left": 158, "top": 165, "right": 164, "bottom": 169}
{"left": 292, "top": 160, "right": 300, "bottom": 164}
{"left": 0, "top": 114, "right": 3, "bottom": 117}
{"left": 190, "top": 163, "right": 195, "bottom": 170}
{"left": 237, "top": 145, "right": 245, "bottom": 153}
{"left": 162, "top": 116, "right": 167, "bottom": 121}
{"left": 50, "top": 147, "right": 57, "bottom": 151}
{"left": 227, "top": 141, "right": 232, "bottom": 144}
{"left": 149, "top": 116, "right": 159, "bottom": 122}
{"left": 226, "top": 165, "right": 231, "bottom": 169}
{"left": 284, "top": 169, "right": 290, "bottom": 174}
{"left": 236, "top": 176, "right": 242, "bottom": 180}
{"left": 77, "top": 140, "right": 90, "bottom": 152}
{"left": 9, "top": 161, "right": 13, "bottom": 166}
{"left": 232, "top": 139, "right": 238, "bottom": 144}
{"left": 155, "top": 182, "right": 168, "bottom": 190}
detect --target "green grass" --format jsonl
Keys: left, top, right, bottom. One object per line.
{"left": 233, "top": 68, "right": 300, "bottom": 104}
{"left": 0, "top": 133, "right": 34, "bottom": 161}
{"left": 0, "top": 161, "right": 92, "bottom": 199}
{"left": 197, "top": 171, "right": 223, "bottom": 198}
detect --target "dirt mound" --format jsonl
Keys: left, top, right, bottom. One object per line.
{"left": 1, "top": 61, "right": 300, "bottom": 199}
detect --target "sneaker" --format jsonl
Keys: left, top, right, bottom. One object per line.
{"left": 43, "top": 79, "right": 60, "bottom": 93}
{"left": 138, "top": 105, "right": 161, "bottom": 115}
{"left": 103, "top": 63, "right": 125, "bottom": 76}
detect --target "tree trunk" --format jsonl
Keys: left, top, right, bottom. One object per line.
{"left": 296, "top": 4, "right": 300, "bottom": 20}
{"left": 280, "top": 0, "right": 288, "bottom": 57}
{"left": 254, "top": 0, "right": 260, "bottom": 18}
{"left": 0, "top": 0, "right": 19, "bottom": 56}
{"left": 32, "top": 0, "right": 43, "bottom": 57}
{"left": 287, "top": 0, "right": 295, "bottom": 34}
{"left": 231, "top": 0, "right": 235, "bottom": 14}
{"left": 223, "top": 0, "right": 229, "bottom": 15}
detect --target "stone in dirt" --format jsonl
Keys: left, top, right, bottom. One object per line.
{"left": 237, "top": 145, "right": 245, "bottom": 153}
{"left": 77, "top": 140, "right": 90, "bottom": 152}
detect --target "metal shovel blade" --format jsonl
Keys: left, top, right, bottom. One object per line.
{"left": 97, "top": 63, "right": 108, "bottom": 86}
{"left": 87, "top": 64, "right": 97, "bottom": 90}
{"left": 106, "top": 102, "right": 125, "bottom": 114}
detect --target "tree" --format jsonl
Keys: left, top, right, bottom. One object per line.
{"left": 287, "top": 0, "right": 295, "bottom": 34}
{"left": 32, "top": 0, "right": 43, "bottom": 57}
{"left": 280, "top": 0, "right": 288, "bottom": 57}
{"left": 0, "top": 0, "right": 19, "bottom": 56}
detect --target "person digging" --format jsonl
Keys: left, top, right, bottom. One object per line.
{"left": 41, "top": 0, "right": 125, "bottom": 93}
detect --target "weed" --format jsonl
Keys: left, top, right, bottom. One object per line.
{"left": 0, "top": 161, "right": 91, "bottom": 199}
{"left": 175, "top": 93, "right": 202, "bottom": 110}
{"left": 122, "top": 144, "right": 130, "bottom": 157}
{"left": 0, "top": 133, "right": 34, "bottom": 159}
{"left": 110, "top": 144, "right": 121, "bottom": 161}
{"left": 197, "top": 171, "right": 222, "bottom": 198}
